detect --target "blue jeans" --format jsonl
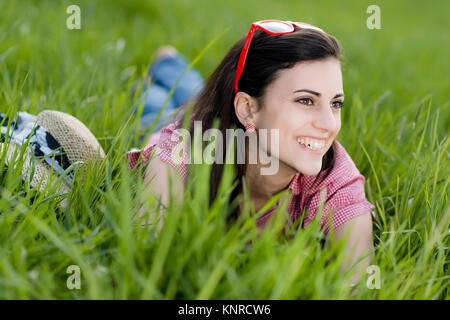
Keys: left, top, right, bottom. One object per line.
{"left": 135, "top": 52, "right": 205, "bottom": 142}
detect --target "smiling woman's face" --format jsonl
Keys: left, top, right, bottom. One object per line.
{"left": 256, "top": 57, "right": 343, "bottom": 177}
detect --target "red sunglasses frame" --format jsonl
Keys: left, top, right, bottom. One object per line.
{"left": 234, "top": 20, "right": 324, "bottom": 94}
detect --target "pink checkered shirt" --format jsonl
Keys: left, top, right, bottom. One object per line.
{"left": 127, "top": 119, "right": 377, "bottom": 235}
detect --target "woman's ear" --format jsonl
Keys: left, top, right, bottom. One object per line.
{"left": 233, "top": 92, "right": 259, "bottom": 128}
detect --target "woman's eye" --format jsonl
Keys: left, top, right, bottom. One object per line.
{"left": 331, "top": 101, "right": 344, "bottom": 109}
{"left": 296, "top": 97, "right": 314, "bottom": 106}
{"left": 296, "top": 98, "right": 344, "bottom": 109}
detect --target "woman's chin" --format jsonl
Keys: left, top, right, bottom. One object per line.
{"left": 297, "top": 164, "right": 322, "bottom": 177}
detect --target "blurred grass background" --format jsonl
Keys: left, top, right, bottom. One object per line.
{"left": 0, "top": 0, "right": 448, "bottom": 299}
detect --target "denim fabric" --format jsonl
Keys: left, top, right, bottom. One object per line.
{"left": 148, "top": 54, "right": 204, "bottom": 108}
{"left": 135, "top": 52, "right": 205, "bottom": 140}
{"left": 138, "top": 82, "right": 177, "bottom": 129}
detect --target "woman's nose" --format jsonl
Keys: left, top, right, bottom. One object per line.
{"left": 313, "top": 105, "right": 339, "bottom": 132}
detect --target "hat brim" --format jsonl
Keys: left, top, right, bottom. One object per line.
{"left": 36, "top": 110, "right": 106, "bottom": 165}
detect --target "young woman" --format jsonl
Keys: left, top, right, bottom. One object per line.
{"left": 127, "top": 20, "right": 377, "bottom": 285}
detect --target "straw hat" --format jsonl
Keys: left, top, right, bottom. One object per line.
{"left": 0, "top": 110, "right": 105, "bottom": 209}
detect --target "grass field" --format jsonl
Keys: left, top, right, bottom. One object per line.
{"left": 0, "top": 0, "right": 448, "bottom": 299}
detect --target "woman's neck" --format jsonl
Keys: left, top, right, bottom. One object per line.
{"left": 244, "top": 162, "right": 296, "bottom": 200}
{"left": 243, "top": 139, "right": 298, "bottom": 201}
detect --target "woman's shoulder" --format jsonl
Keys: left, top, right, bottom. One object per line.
{"left": 126, "top": 119, "right": 189, "bottom": 184}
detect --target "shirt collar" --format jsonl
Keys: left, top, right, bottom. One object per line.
{"left": 287, "top": 170, "right": 329, "bottom": 197}
{"left": 287, "top": 172, "right": 302, "bottom": 196}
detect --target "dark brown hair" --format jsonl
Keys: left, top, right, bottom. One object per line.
{"left": 173, "top": 27, "right": 342, "bottom": 223}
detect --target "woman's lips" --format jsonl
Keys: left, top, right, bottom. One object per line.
{"left": 297, "top": 141, "right": 325, "bottom": 154}
{"left": 296, "top": 136, "right": 328, "bottom": 154}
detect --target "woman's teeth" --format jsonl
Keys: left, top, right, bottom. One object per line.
{"left": 297, "top": 138, "right": 325, "bottom": 151}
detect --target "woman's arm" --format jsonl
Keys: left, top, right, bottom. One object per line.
{"left": 135, "top": 155, "right": 185, "bottom": 235}
{"left": 326, "top": 212, "right": 375, "bottom": 294}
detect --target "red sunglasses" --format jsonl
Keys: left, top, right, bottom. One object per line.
{"left": 234, "top": 20, "right": 324, "bottom": 94}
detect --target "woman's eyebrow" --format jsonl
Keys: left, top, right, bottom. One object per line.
{"left": 293, "top": 89, "right": 345, "bottom": 99}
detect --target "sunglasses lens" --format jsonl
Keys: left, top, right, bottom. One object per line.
{"left": 293, "top": 22, "right": 324, "bottom": 32}
{"left": 260, "top": 21, "right": 293, "bottom": 33}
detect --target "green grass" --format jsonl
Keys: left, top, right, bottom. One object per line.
{"left": 0, "top": 0, "right": 448, "bottom": 299}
